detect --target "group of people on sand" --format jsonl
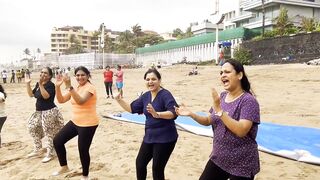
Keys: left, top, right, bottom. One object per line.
{"left": 0, "top": 59, "right": 260, "bottom": 180}
{"left": 1, "top": 68, "right": 31, "bottom": 84}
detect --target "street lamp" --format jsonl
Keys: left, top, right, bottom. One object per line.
{"left": 210, "top": 0, "right": 223, "bottom": 64}
{"left": 100, "top": 23, "right": 105, "bottom": 68}
{"left": 214, "top": 15, "right": 225, "bottom": 64}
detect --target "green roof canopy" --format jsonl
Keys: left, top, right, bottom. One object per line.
{"left": 136, "top": 27, "right": 257, "bottom": 54}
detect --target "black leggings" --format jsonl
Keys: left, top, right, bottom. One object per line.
{"left": 104, "top": 82, "right": 113, "bottom": 96}
{"left": 136, "top": 141, "right": 176, "bottom": 180}
{"left": 53, "top": 121, "right": 98, "bottom": 176}
{"left": 200, "top": 159, "right": 254, "bottom": 180}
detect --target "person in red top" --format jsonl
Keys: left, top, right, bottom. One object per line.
{"left": 103, "top": 65, "right": 114, "bottom": 98}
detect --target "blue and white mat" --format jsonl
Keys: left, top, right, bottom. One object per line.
{"left": 105, "top": 112, "right": 320, "bottom": 165}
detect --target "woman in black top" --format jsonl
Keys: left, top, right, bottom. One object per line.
{"left": 25, "top": 67, "right": 64, "bottom": 163}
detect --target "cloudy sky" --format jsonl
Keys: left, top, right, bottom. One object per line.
{"left": 0, "top": 0, "right": 215, "bottom": 64}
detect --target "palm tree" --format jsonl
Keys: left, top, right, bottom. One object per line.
{"left": 184, "top": 26, "right": 193, "bottom": 38}
{"left": 172, "top": 28, "right": 183, "bottom": 38}
{"left": 117, "top": 30, "right": 134, "bottom": 53}
{"left": 131, "top": 24, "right": 144, "bottom": 49}
{"left": 104, "top": 35, "right": 115, "bottom": 53}
{"left": 132, "top": 24, "right": 143, "bottom": 37}
{"left": 23, "top": 48, "right": 30, "bottom": 58}
{"left": 65, "top": 34, "right": 84, "bottom": 54}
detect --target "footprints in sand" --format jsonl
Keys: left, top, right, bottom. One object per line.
{"left": 0, "top": 141, "right": 25, "bottom": 171}
{"left": 0, "top": 157, "right": 23, "bottom": 169}
{"left": 1, "top": 140, "right": 26, "bottom": 150}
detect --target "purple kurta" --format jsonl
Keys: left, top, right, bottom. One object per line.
{"left": 209, "top": 91, "right": 260, "bottom": 178}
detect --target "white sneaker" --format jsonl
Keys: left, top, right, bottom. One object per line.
{"left": 27, "top": 151, "right": 41, "bottom": 158}
{"left": 52, "top": 166, "right": 70, "bottom": 176}
{"left": 42, "top": 155, "right": 53, "bottom": 163}
{"left": 27, "top": 148, "right": 46, "bottom": 158}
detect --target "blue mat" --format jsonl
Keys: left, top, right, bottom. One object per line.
{"left": 105, "top": 112, "right": 320, "bottom": 165}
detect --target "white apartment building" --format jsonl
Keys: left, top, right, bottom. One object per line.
{"left": 191, "top": 20, "right": 224, "bottom": 36}
{"left": 216, "top": 0, "right": 320, "bottom": 30}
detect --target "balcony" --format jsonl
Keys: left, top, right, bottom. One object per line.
{"left": 243, "top": 17, "right": 274, "bottom": 29}
{"left": 230, "top": 12, "right": 256, "bottom": 23}
{"left": 241, "top": 0, "right": 320, "bottom": 11}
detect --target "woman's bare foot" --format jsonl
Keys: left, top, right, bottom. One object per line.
{"left": 52, "top": 165, "right": 70, "bottom": 176}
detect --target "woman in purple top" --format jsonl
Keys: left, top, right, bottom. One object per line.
{"left": 176, "top": 59, "right": 260, "bottom": 180}
{"left": 115, "top": 68, "right": 178, "bottom": 180}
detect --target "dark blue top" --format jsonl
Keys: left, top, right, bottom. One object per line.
{"left": 130, "top": 89, "right": 178, "bottom": 143}
{"left": 32, "top": 81, "right": 56, "bottom": 111}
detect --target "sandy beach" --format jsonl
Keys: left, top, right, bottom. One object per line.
{"left": 0, "top": 63, "right": 319, "bottom": 179}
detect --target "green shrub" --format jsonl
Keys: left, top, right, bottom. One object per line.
{"left": 233, "top": 46, "right": 252, "bottom": 65}
{"left": 252, "top": 35, "right": 264, "bottom": 41}
{"left": 285, "top": 26, "right": 299, "bottom": 35}
{"left": 264, "top": 30, "right": 277, "bottom": 38}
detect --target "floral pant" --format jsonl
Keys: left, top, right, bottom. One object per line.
{"left": 27, "top": 107, "right": 64, "bottom": 156}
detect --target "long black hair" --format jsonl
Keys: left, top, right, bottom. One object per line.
{"left": 224, "top": 59, "right": 252, "bottom": 94}
{"left": 0, "top": 84, "right": 6, "bottom": 98}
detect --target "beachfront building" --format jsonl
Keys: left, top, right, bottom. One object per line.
{"left": 221, "top": 0, "right": 320, "bottom": 30}
{"left": 191, "top": 20, "right": 224, "bottom": 36}
{"left": 50, "top": 26, "right": 120, "bottom": 54}
{"left": 51, "top": 26, "right": 98, "bottom": 54}
{"left": 135, "top": 0, "right": 320, "bottom": 66}
{"left": 135, "top": 27, "right": 258, "bottom": 66}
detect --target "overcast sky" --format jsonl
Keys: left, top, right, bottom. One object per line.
{"left": 0, "top": 0, "right": 215, "bottom": 64}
